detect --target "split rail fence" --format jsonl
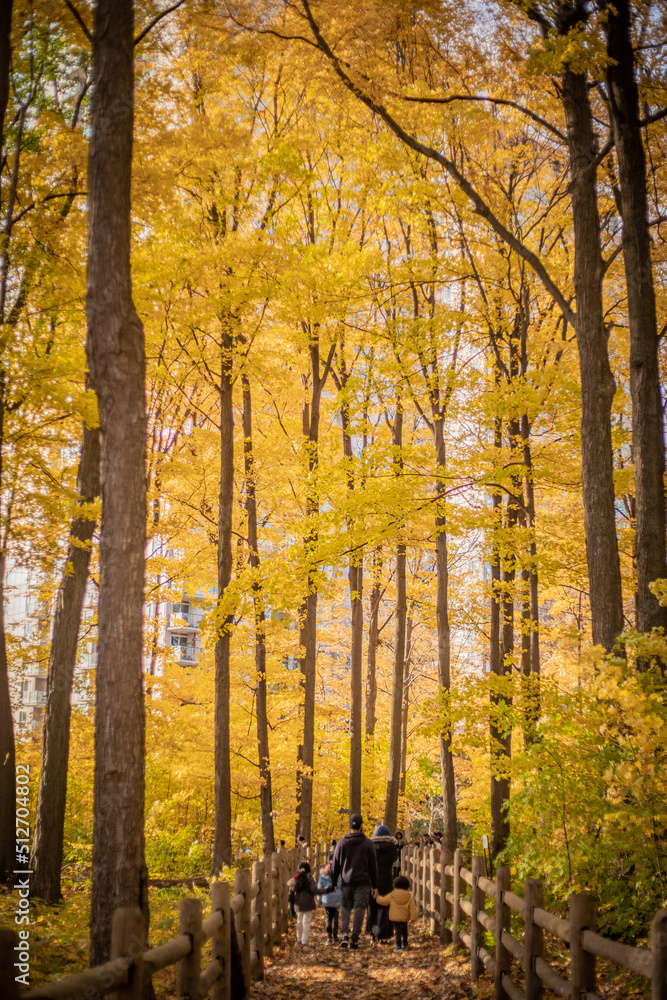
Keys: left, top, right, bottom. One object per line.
{"left": 403, "top": 843, "right": 667, "bottom": 1000}
{"left": 4, "top": 841, "right": 667, "bottom": 1000}
{"left": 2, "top": 845, "right": 315, "bottom": 1000}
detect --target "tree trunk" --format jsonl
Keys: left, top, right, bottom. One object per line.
{"left": 0, "top": 0, "right": 12, "bottom": 157}
{"left": 433, "top": 418, "right": 457, "bottom": 855}
{"left": 0, "top": 379, "right": 15, "bottom": 885}
{"left": 399, "top": 613, "right": 413, "bottom": 803}
{"left": 521, "top": 414, "right": 540, "bottom": 738}
{"left": 337, "top": 356, "right": 364, "bottom": 815}
{"left": 348, "top": 560, "right": 363, "bottom": 815}
{"left": 32, "top": 421, "right": 100, "bottom": 902}
{"left": 489, "top": 404, "right": 507, "bottom": 861}
{"left": 559, "top": 57, "right": 624, "bottom": 651}
{"left": 87, "top": 0, "right": 148, "bottom": 966}
{"left": 0, "top": 0, "right": 15, "bottom": 890}
{"left": 296, "top": 333, "right": 332, "bottom": 842}
{"left": 384, "top": 401, "right": 406, "bottom": 832}
{"left": 213, "top": 323, "right": 234, "bottom": 872}
{"left": 365, "top": 547, "right": 382, "bottom": 740}
{"left": 604, "top": 0, "right": 667, "bottom": 639}
{"left": 242, "top": 374, "right": 274, "bottom": 857}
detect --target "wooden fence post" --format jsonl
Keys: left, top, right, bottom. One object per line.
{"left": 252, "top": 860, "right": 265, "bottom": 981}
{"left": 651, "top": 909, "right": 667, "bottom": 1000}
{"left": 429, "top": 847, "right": 437, "bottom": 935}
{"left": 271, "top": 851, "right": 282, "bottom": 948}
{"left": 494, "top": 866, "right": 511, "bottom": 1000}
{"left": 0, "top": 928, "right": 20, "bottom": 1000}
{"left": 177, "top": 897, "right": 202, "bottom": 1000}
{"left": 524, "top": 878, "right": 543, "bottom": 1000}
{"left": 452, "top": 847, "right": 461, "bottom": 953}
{"left": 211, "top": 880, "right": 231, "bottom": 1000}
{"left": 279, "top": 849, "right": 289, "bottom": 935}
{"left": 569, "top": 892, "right": 596, "bottom": 1000}
{"left": 471, "top": 855, "right": 484, "bottom": 979}
{"left": 110, "top": 906, "right": 144, "bottom": 1000}
{"left": 414, "top": 847, "right": 422, "bottom": 914}
{"left": 441, "top": 849, "right": 453, "bottom": 946}
{"left": 235, "top": 867, "right": 252, "bottom": 990}
{"left": 262, "top": 855, "right": 273, "bottom": 960}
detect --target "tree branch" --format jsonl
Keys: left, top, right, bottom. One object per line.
{"left": 134, "top": 0, "right": 188, "bottom": 46}
{"left": 64, "top": 0, "right": 92, "bottom": 44}
{"left": 299, "top": 0, "right": 576, "bottom": 330}
{"left": 401, "top": 93, "right": 566, "bottom": 142}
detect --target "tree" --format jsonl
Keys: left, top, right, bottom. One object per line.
{"left": 87, "top": 0, "right": 149, "bottom": 966}
{"left": 601, "top": 0, "right": 667, "bottom": 641}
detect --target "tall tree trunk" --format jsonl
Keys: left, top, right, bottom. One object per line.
{"left": 348, "top": 559, "right": 363, "bottom": 814}
{"left": 365, "top": 546, "right": 382, "bottom": 740}
{"left": 242, "top": 373, "right": 274, "bottom": 857}
{"left": 0, "top": 0, "right": 11, "bottom": 157}
{"left": 0, "top": 0, "right": 15, "bottom": 889}
{"left": 489, "top": 400, "right": 507, "bottom": 861}
{"left": 384, "top": 401, "right": 406, "bottom": 832}
{"left": 337, "top": 353, "right": 364, "bottom": 814}
{"left": 213, "top": 323, "right": 234, "bottom": 871}
{"left": 603, "top": 0, "right": 667, "bottom": 640}
{"left": 32, "top": 421, "right": 100, "bottom": 902}
{"left": 88, "top": 0, "right": 148, "bottom": 965}
{"left": 399, "top": 613, "right": 413, "bottom": 802}
{"left": 296, "top": 332, "right": 333, "bottom": 842}
{"left": 433, "top": 418, "right": 457, "bottom": 855}
{"left": 559, "top": 45, "right": 624, "bottom": 651}
{"left": 0, "top": 379, "right": 14, "bottom": 885}
{"left": 521, "top": 413, "right": 540, "bottom": 738}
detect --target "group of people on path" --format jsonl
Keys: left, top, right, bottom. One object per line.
{"left": 288, "top": 813, "right": 417, "bottom": 952}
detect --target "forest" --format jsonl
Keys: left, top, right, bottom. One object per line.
{"left": 0, "top": 0, "right": 666, "bottom": 984}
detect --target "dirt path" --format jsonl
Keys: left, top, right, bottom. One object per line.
{"left": 253, "top": 909, "right": 479, "bottom": 1000}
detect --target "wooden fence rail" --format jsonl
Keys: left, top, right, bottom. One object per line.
{"left": 6, "top": 839, "right": 667, "bottom": 1000}
{"left": 403, "top": 844, "right": 667, "bottom": 1000}
{"left": 2, "top": 845, "right": 314, "bottom": 1000}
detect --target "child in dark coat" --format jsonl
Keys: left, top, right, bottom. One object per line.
{"left": 288, "top": 861, "right": 318, "bottom": 946}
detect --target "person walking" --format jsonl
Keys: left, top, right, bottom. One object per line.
{"left": 288, "top": 861, "right": 318, "bottom": 947}
{"left": 393, "top": 830, "right": 405, "bottom": 878}
{"left": 317, "top": 862, "right": 342, "bottom": 944}
{"left": 331, "top": 813, "right": 378, "bottom": 950}
{"left": 376, "top": 875, "right": 418, "bottom": 952}
{"left": 368, "top": 824, "right": 398, "bottom": 942}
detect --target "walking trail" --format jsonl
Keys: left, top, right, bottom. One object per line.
{"left": 252, "top": 909, "right": 481, "bottom": 1000}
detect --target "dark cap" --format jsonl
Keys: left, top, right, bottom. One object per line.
{"left": 349, "top": 813, "right": 363, "bottom": 829}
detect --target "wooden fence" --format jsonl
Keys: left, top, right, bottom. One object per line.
{"left": 5, "top": 840, "right": 667, "bottom": 1000}
{"left": 2, "top": 844, "right": 317, "bottom": 1000}
{"left": 403, "top": 843, "right": 667, "bottom": 1000}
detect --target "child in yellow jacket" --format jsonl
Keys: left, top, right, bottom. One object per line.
{"left": 376, "top": 875, "right": 418, "bottom": 951}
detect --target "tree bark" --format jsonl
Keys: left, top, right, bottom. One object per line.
{"left": 0, "top": 1, "right": 15, "bottom": 888}
{"left": 365, "top": 547, "right": 382, "bottom": 740}
{"left": 559, "top": 40, "right": 624, "bottom": 651}
{"left": 32, "top": 420, "right": 100, "bottom": 902}
{"left": 433, "top": 418, "right": 458, "bottom": 855}
{"left": 242, "top": 373, "right": 275, "bottom": 857}
{"left": 336, "top": 353, "right": 364, "bottom": 815}
{"left": 0, "top": 0, "right": 12, "bottom": 157}
{"left": 87, "top": 0, "right": 148, "bottom": 966}
{"left": 0, "top": 377, "right": 15, "bottom": 885}
{"left": 295, "top": 331, "right": 332, "bottom": 842}
{"left": 489, "top": 402, "right": 507, "bottom": 861}
{"left": 384, "top": 401, "right": 406, "bottom": 832}
{"left": 399, "top": 613, "right": 413, "bottom": 803}
{"left": 213, "top": 323, "right": 234, "bottom": 872}
{"left": 603, "top": 0, "right": 667, "bottom": 639}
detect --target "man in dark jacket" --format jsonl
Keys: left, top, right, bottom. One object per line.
{"left": 332, "top": 813, "right": 378, "bottom": 949}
